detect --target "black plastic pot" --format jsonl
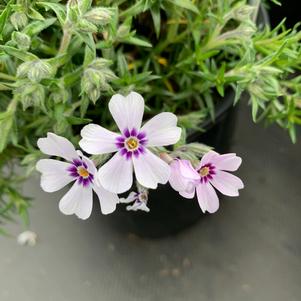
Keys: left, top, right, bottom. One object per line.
{"left": 104, "top": 5, "right": 269, "bottom": 239}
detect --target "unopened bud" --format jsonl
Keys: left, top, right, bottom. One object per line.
{"left": 15, "top": 83, "right": 45, "bottom": 110}
{"left": 10, "top": 12, "right": 28, "bottom": 30}
{"left": 84, "top": 7, "right": 113, "bottom": 25}
{"left": 12, "top": 32, "right": 31, "bottom": 50}
{"left": 232, "top": 5, "right": 255, "bottom": 21}
{"left": 17, "top": 60, "right": 54, "bottom": 82}
{"left": 77, "top": 19, "right": 98, "bottom": 32}
{"left": 67, "top": 0, "right": 80, "bottom": 23}
{"left": 50, "top": 87, "right": 70, "bottom": 104}
{"left": 117, "top": 24, "right": 130, "bottom": 39}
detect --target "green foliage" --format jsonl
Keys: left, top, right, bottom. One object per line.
{"left": 0, "top": 0, "right": 300, "bottom": 229}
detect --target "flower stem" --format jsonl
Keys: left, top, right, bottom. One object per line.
{"left": 58, "top": 25, "right": 72, "bottom": 54}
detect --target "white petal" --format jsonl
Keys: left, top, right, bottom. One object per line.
{"left": 210, "top": 170, "right": 244, "bottom": 197}
{"left": 199, "top": 150, "right": 219, "bottom": 168}
{"left": 59, "top": 182, "right": 93, "bottom": 220}
{"left": 196, "top": 183, "right": 219, "bottom": 213}
{"left": 93, "top": 183, "right": 119, "bottom": 215}
{"left": 79, "top": 152, "right": 97, "bottom": 175}
{"left": 141, "top": 112, "right": 181, "bottom": 147}
{"left": 37, "top": 132, "right": 78, "bottom": 161}
{"left": 109, "top": 92, "right": 144, "bottom": 132}
{"left": 98, "top": 152, "right": 133, "bottom": 194}
{"left": 119, "top": 191, "right": 137, "bottom": 204}
{"left": 133, "top": 149, "right": 170, "bottom": 189}
{"left": 180, "top": 189, "right": 196, "bottom": 199}
{"left": 126, "top": 201, "right": 150, "bottom": 212}
{"left": 36, "top": 159, "right": 74, "bottom": 192}
{"left": 79, "top": 124, "right": 119, "bottom": 155}
{"left": 211, "top": 153, "right": 242, "bottom": 171}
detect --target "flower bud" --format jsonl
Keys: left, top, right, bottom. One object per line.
{"left": 67, "top": 0, "right": 80, "bottom": 23}
{"left": 77, "top": 19, "right": 98, "bottom": 32}
{"left": 84, "top": 7, "right": 113, "bottom": 25}
{"left": 17, "top": 60, "right": 54, "bottom": 82}
{"left": 117, "top": 24, "right": 131, "bottom": 39}
{"left": 81, "top": 59, "right": 117, "bottom": 103}
{"left": 10, "top": 12, "right": 28, "bottom": 30}
{"left": 232, "top": 5, "right": 255, "bottom": 21}
{"left": 15, "top": 82, "right": 45, "bottom": 110}
{"left": 50, "top": 86, "right": 70, "bottom": 104}
{"left": 12, "top": 32, "right": 31, "bottom": 51}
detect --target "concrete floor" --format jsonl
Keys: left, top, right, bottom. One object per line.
{"left": 0, "top": 103, "right": 300, "bottom": 301}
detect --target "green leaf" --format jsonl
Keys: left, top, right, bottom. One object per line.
{"left": 66, "top": 116, "right": 92, "bottom": 125}
{"left": 150, "top": 5, "right": 161, "bottom": 38}
{"left": 28, "top": 7, "right": 45, "bottom": 20}
{"left": 75, "top": 32, "right": 96, "bottom": 51}
{"left": 22, "top": 18, "right": 56, "bottom": 37}
{"left": 122, "top": 36, "right": 152, "bottom": 47}
{"left": 288, "top": 124, "right": 296, "bottom": 144}
{"left": 0, "top": 46, "right": 38, "bottom": 61}
{"left": 37, "top": 2, "right": 66, "bottom": 25}
{"left": 166, "top": 0, "right": 199, "bottom": 14}
{"left": 0, "top": 0, "right": 12, "bottom": 40}
{"left": 251, "top": 96, "right": 259, "bottom": 122}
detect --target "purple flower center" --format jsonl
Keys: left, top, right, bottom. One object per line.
{"left": 67, "top": 159, "right": 94, "bottom": 187}
{"left": 116, "top": 128, "right": 147, "bottom": 160}
{"left": 198, "top": 163, "right": 216, "bottom": 184}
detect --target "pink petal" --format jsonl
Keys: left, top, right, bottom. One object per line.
{"left": 211, "top": 153, "right": 242, "bottom": 171}
{"left": 37, "top": 132, "right": 78, "bottom": 161}
{"left": 36, "top": 159, "right": 74, "bottom": 192}
{"left": 210, "top": 170, "right": 244, "bottom": 197}
{"left": 132, "top": 149, "right": 170, "bottom": 189}
{"left": 59, "top": 182, "right": 93, "bottom": 220}
{"left": 141, "top": 112, "right": 181, "bottom": 147}
{"left": 169, "top": 160, "right": 198, "bottom": 193}
{"left": 93, "top": 183, "right": 119, "bottom": 215}
{"left": 180, "top": 189, "right": 196, "bottom": 199}
{"left": 79, "top": 124, "right": 119, "bottom": 155}
{"left": 178, "top": 160, "right": 200, "bottom": 180}
{"left": 109, "top": 92, "right": 144, "bottom": 132}
{"left": 196, "top": 183, "right": 219, "bottom": 213}
{"left": 98, "top": 152, "right": 133, "bottom": 194}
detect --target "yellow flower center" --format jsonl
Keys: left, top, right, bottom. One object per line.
{"left": 78, "top": 166, "right": 89, "bottom": 178}
{"left": 199, "top": 166, "right": 209, "bottom": 177}
{"left": 126, "top": 137, "right": 139, "bottom": 150}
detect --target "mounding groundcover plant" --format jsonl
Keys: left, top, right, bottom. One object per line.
{"left": 0, "top": 0, "right": 300, "bottom": 230}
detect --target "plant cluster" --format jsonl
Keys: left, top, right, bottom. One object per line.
{"left": 0, "top": 0, "right": 300, "bottom": 230}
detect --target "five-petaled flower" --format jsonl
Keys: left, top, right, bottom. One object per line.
{"left": 79, "top": 92, "right": 182, "bottom": 193}
{"left": 169, "top": 151, "right": 244, "bottom": 213}
{"left": 36, "top": 133, "right": 119, "bottom": 219}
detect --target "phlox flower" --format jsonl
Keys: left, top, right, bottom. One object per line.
{"left": 36, "top": 133, "right": 119, "bottom": 219}
{"left": 120, "top": 191, "right": 150, "bottom": 212}
{"left": 79, "top": 92, "right": 181, "bottom": 194}
{"left": 169, "top": 151, "right": 244, "bottom": 213}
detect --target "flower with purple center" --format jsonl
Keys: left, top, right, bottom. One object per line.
{"left": 169, "top": 151, "right": 244, "bottom": 213}
{"left": 67, "top": 159, "right": 94, "bottom": 187}
{"left": 115, "top": 128, "right": 147, "bottom": 160}
{"left": 79, "top": 92, "right": 181, "bottom": 194}
{"left": 36, "top": 133, "right": 119, "bottom": 219}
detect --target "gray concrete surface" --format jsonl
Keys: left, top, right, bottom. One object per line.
{"left": 0, "top": 103, "right": 300, "bottom": 301}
